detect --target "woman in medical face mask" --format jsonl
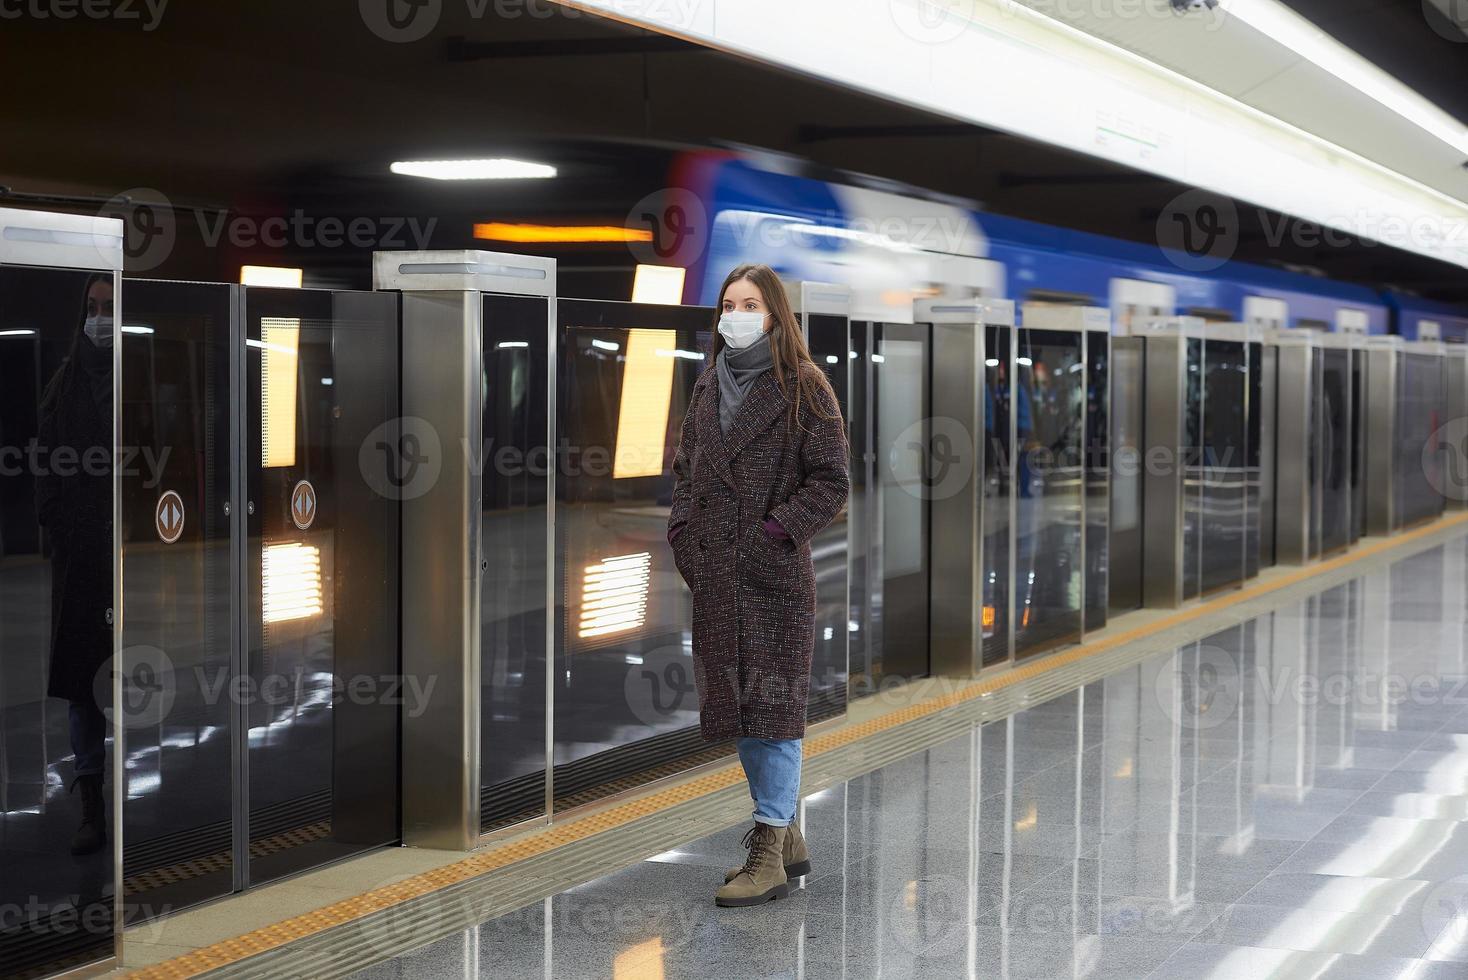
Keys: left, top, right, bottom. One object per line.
{"left": 666, "top": 263, "right": 850, "bottom": 907}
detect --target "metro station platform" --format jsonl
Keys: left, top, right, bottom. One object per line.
{"left": 113, "top": 514, "right": 1468, "bottom": 979}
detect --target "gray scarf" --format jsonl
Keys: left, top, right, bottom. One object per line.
{"left": 715, "top": 332, "right": 775, "bottom": 436}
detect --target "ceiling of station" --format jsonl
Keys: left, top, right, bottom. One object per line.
{"left": 0, "top": 1, "right": 1463, "bottom": 299}
{"left": 1013, "top": 0, "right": 1468, "bottom": 205}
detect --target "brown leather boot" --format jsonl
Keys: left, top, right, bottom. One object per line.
{"left": 725, "top": 818, "right": 810, "bottom": 882}
{"left": 715, "top": 823, "right": 788, "bottom": 907}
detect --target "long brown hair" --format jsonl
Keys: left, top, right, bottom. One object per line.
{"left": 710, "top": 263, "right": 839, "bottom": 431}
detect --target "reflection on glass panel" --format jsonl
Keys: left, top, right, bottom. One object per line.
{"left": 872, "top": 324, "right": 929, "bottom": 681}
{"left": 803, "top": 313, "right": 849, "bottom": 721}
{"left": 1244, "top": 341, "right": 1263, "bottom": 578}
{"left": 1108, "top": 339, "right": 1144, "bottom": 615}
{"left": 480, "top": 295, "right": 550, "bottom": 832}
{"left": 1085, "top": 335, "right": 1109, "bottom": 631}
{"left": 1320, "top": 347, "right": 1351, "bottom": 554}
{"left": 1014, "top": 329, "right": 1083, "bottom": 658}
{"left": 847, "top": 323, "right": 875, "bottom": 692}
{"left": 1183, "top": 338, "right": 1204, "bottom": 600}
{"left": 1201, "top": 339, "right": 1247, "bottom": 594}
{"left": 245, "top": 288, "right": 400, "bottom": 885}
{"left": 119, "top": 280, "right": 235, "bottom": 921}
{"left": 982, "top": 326, "right": 1012, "bottom": 668}
{"left": 1398, "top": 353, "right": 1445, "bottom": 528}
{"left": 1350, "top": 350, "right": 1366, "bottom": 542}
{"left": 0, "top": 266, "right": 115, "bottom": 974}
{"left": 553, "top": 300, "right": 711, "bottom": 812}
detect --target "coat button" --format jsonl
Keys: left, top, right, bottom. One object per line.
{"left": 699, "top": 537, "right": 708, "bottom": 551}
{"left": 698, "top": 496, "right": 708, "bottom": 509}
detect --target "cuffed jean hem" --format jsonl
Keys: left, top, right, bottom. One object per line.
{"left": 737, "top": 736, "right": 802, "bottom": 828}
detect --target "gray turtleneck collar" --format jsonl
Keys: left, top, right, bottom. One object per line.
{"left": 715, "top": 332, "right": 774, "bottom": 436}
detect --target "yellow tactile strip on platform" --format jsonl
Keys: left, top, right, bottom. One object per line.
{"left": 124, "top": 512, "right": 1468, "bottom": 979}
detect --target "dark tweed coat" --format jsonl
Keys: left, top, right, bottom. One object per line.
{"left": 668, "top": 361, "right": 849, "bottom": 741}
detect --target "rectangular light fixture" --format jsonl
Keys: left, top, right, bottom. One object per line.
{"left": 391, "top": 158, "right": 557, "bottom": 181}
{"left": 260, "top": 317, "right": 300, "bottom": 469}
{"left": 263, "top": 542, "right": 324, "bottom": 624}
{"left": 473, "top": 222, "right": 651, "bottom": 243}
{"left": 241, "top": 265, "right": 303, "bottom": 288}
{"left": 578, "top": 552, "right": 651, "bottom": 639}
{"left": 631, "top": 264, "right": 686, "bottom": 305}
{"left": 613, "top": 328, "right": 675, "bottom": 479}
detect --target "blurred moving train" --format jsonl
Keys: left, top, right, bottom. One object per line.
{"left": 664, "top": 145, "right": 1468, "bottom": 342}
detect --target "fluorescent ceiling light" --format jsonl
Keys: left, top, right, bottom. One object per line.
{"left": 1221, "top": 0, "right": 1468, "bottom": 157}
{"left": 121, "top": 324, "right": 155, "bottom": 335}
{"left": 391, "top": 158, "right": 557, "bottom": 181}
{"left": 0, "top": 328, "right": 37, "bottom": 337}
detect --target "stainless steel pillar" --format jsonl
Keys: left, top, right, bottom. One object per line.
{"left": 916, "top": 298, "right": 1012, "bottom": 675}
{"left": 1363, "top": 336, "right": 1400, "bottom": 536}
{"left": 1132, "top": 317, "right": 1200, "bottom": 609}
{"left": 373, "top": 250, "right": 556, "bottom": 849}
{"left": 1270, "top": 329, "right": 1316, "bottom": 564}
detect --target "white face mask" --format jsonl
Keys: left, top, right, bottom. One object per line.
{"left": 84, "top": 314, "right": 114, "bottom": 348}
{"left": 718, "top": 310, "right": 769, "bottom": 349}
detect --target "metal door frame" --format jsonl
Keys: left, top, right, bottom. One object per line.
{"left": 373, "top": 250, "right": 557, "bottom": 849}
{"left": 0, "top": 207, "right": 125, "bottom": 974}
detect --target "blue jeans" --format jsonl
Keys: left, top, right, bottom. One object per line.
{"left": 69, "top": 700, "right": 106, "bottom": 781}
{"left": 737, "top": 737, "right": 802, "bottom": 827}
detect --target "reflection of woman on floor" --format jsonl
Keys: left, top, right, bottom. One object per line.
{"left": 35, "top": 273, "right": 114, "bottom": 857}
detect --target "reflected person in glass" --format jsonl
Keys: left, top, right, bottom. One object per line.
{"left": 35, "top": 274, "right": 114, "bottom": 857}
{"left": 666, "top": 263, "right": 849, "bottom": 907}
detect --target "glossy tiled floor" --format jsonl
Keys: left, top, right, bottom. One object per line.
{"left": 351, "top": 539, "right": 1468, "bottom": 979}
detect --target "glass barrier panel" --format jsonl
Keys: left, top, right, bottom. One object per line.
{"left": 244, "top": 287, "right": 400, "bottom": 884}
{"left": 119, "top": 280, "right": 236, "bottom": 921}
{"left": 1319, "top": 346, "right": 1352, "bottom": 554}
{"left": 1200, "top": 339, "right": 1247, "bottom": 594}
{"left": 802, "top": 313, "right": 849, "bottom": 721}
{"left": 1108, "top": 337, "right": 1144, "bottom": 614}
{"left": 1244, "top": 341, "right": 1263, "bottom": 578}
{"left": 1013, "top": 328, "right": 1084, "bottom": 658}
{"left": 873, "top": 322, "right": 930, "bottom": 680}
{"left": 982, "top": 325, "right": 1012, "bottom": 667}
{"left": 1084, "top": 334, "right": 1109, "bottom": 631}
{"left": 479, "top": 294, "right": 551, "bottom": 832}
{"left": 1183, "top": 338, "right": 1204, "bottom": 599}
{"left": 553, "top": 299, "right": 711, "bottom": 812}
{"left": 0, "top": 264, "right": 116, "bottom": 975}
{"left": 847, "top": 322, "right": 875, "bottom": 694}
